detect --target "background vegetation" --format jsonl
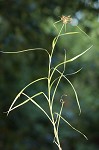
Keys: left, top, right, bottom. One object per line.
{"left": 0, "top": 0, "right": 99, "bottom": 150}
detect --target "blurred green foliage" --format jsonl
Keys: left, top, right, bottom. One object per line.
{"left": 0, "top": 0, "right": 99, "bottom": 150}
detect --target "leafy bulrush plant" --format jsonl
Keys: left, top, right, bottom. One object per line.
{"left": 1, "top": 16, "right": 93, "bottom": 150}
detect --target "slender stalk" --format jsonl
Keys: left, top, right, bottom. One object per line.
{"left": 47, "top": 24, "right": 65, "bottom": 150}
{"left": 51, "top": 24, "right": 64, "bottom": 58}
{"left": 48, "top": 55, "right": 61, "bottom": 149}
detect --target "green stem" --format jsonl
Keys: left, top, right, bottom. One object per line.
{"left": 48, "top": 40, "right": 62, "bottom": 150}
{"left": 51, "top": 24, "right": 64, "bottom": 58}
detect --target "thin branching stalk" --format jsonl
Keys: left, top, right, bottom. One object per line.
{"left": 1, "top": 15, "right": 93, "bottom": 150}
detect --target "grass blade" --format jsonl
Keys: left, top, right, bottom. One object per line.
{"left": 55, "top": 113, "right": 88, "bottom": 140}
{"left": 50, "top": 45, "right": 93, "bottom": 79}
{"left": 22, "top": 92, "right": 52, "bottom": 123}
{"left": 76, "top": 25, "right": 90, "bottom": 39}
{"left": 0, "top": 48, "right": 50, "bottom": 56}
{"left": 54, "top": 68, "right": 81, "bottom": 115}
{"left": 66, "top": 68, "right": 83, "bottom": 76}
{"left": 5, "top": 92, "right": 48, "bottom": 112}
{"left": 7, "top": 77, "right": 48, "bottom": 116}
{"left": 52, "top": 32, "right": 79, "bottom": 50}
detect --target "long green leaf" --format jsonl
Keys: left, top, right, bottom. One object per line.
{"left": 50, "top": 45, "right": 93, "bottom": 79}
{"left": 55, "top": 113, "right": 88, "bottom": 140}
{"left": 7, "top": 77, "right": 48, "bottom": 116}
{"left": 6, "top": 92, "right": 48, "bottom": 112}
{"left": 54, "top": 68, "right": 81, "bottom": 115}
{"left": 52, "top": 32, "right": 79, "bottom": 50}
{"left": 0, "top": 48, "right": 50, "bottom": 56}
{"left": 22, "top": 92, "right": 52, "bottom": 123}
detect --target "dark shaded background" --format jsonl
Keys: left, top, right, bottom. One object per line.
{"left": 0, "top": 0, "right": 99, "bottom": 150}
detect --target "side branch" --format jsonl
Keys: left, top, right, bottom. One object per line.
{"left": 0, "top": 48, "right": 50, "bottom": 56}
{"left": 7, "top": 77, "right": 48, "bottom": 116}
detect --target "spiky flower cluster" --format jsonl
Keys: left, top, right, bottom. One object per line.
{"left": 61, "top": 15, "right": 72, "bottom": 24}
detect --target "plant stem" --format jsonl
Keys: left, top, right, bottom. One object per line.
{"left": 48, "top": 55, "right": 62, "bottom": 150}
{"left": 47, "top": 24, "right": 66, "bottom": 150}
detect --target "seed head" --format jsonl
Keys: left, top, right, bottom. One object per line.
{"left": 61, "top": 15, "right": 72, "bottom": 24}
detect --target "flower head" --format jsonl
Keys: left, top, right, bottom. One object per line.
{"left": 61, "top": 15, "right": 72, "bottom": 24}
